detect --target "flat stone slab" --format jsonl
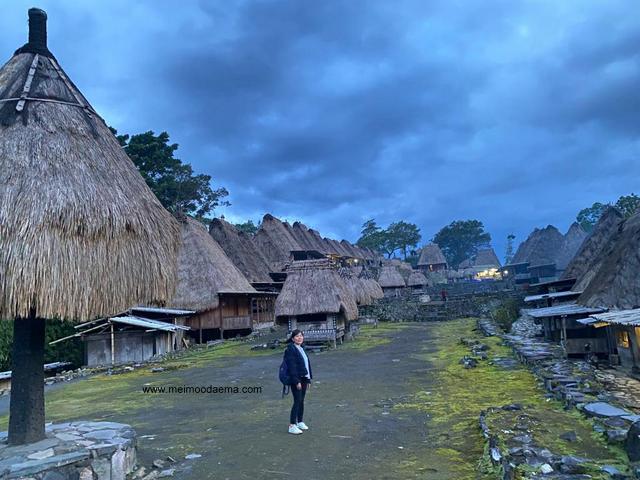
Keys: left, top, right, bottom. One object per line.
{"left": 0, "top": 421, "right": 137, "bottom": 479}
{"left": 583, "top": 402, "right": 632, "bottom": 418}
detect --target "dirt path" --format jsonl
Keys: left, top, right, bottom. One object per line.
{"left": 130, "top": 324, "right": 437, "bottom": 479}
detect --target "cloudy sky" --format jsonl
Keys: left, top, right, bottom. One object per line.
{"left": 2, "top": 1, "right": 638, "bottom": 259}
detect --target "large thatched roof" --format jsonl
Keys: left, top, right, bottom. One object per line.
{"left": 418, "top": 244, "right": 447, "bottom": 267}
{"left": 563, "top": 207, "right": 623, "bottom": 288}
{"left": 555, "top": 222, "right": 588, "bottom": 271}
{"left": 275, "top": 259, "right": 358, "bottom": 319}
{"left": 474, "top": 248, "right": 501, "bottom": 268}
{"left": 253, "top": 214, "right": 302, "bottom": 270}
{"left": 579, "top": 211, "right": 640, "bottom": 309}
{"left": 209, "top": 217, "right": 273, "bottom": 283}
{"left": 377, "top": 265, "right": 406, "bottom": 288}
{"left": 0, "top": 13, "right": 179, "bottom": 321}
{"left": 171, "top": 218, "right": 255, "bottom": 312}
{"left": 291, "top": 222, "right": 319, "bottom": 252}
{"left": 512, "top": 225, "right": 565, "bottom": 266}
{"left": 361, "top": 278, "right": 384, "bottom": 300}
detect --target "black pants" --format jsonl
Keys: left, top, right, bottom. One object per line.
{"left": 290, "top": 380, "right": 309, "bottom": 424}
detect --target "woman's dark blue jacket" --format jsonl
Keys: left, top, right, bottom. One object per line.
{"left": 284, "top": 343, "right": 312, "bottom": 385}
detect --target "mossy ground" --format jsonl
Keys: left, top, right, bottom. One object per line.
{"left": 394, "top": 318, "right": 628, "bottom": 479}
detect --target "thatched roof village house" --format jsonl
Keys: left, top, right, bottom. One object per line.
{"left": 253, "top": 214, "right": 302, "bottom": 271}
{"left": 563, "top": 207, "right": 624, "bottom": 291}
{"left": 171, "top": 218, "right": 276, "bottom": 341}
{"left": 378, "top": 265, "right": 407, "bottom": 297}
{"left": 0, "top": 8, "right": 180, "bottom": 444}
{"left": 407, "top": 271, "right": 429, "bottom": 291}
{"left": 209, "top": 217, "right": 280, "bottom": 291}
{"left": 555, "top": 222, "right": 588, "bottom": 272}
{"left": 275, "top": 259, "right": 358, "bottom": 346}
{"left": 417, "top": 244, "right": 448, "bottom": 272}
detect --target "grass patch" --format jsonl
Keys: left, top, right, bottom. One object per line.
{"left": 339, "top": 322, "right": 410, "bottom": 352}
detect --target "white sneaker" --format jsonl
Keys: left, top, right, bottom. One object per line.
{"left": 296, "top": 422, "right": 309, "bottom": 430}
{"left": 288, "top": 424, "right": 303, "bottom": 435}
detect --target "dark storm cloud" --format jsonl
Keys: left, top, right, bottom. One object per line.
{"left": 1, "top": 0, "right": 639, "bottom": 255}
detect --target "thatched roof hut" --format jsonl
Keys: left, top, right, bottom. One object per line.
{"left": 512, "top": 225, "right": 565, "bottom": 266}
{"left": 563, "top": 207, "right": 624, "bottom": 288}
{"left": 291, "top": 222, "right": 319, "bottom": 252}
{"left": 172, "top": 218, "right": 255, "bottom": 312}
{"left": 209, "top": 217, "right": 273, "bottom": 284}
{"left": 418, "top": 244, "right": 448, "bottom": 269}
{"left": 407, "top": 270, "right": 429, "bottom": 287}
{"left": 377, "top": 266, "right": 406, "bottom": 288}
{"left": 555, "top": 222, "right": 588, "bottom": 271}
{"left": 253, "top": 214, "right": 302, "bottom": 270}
{"left": 275, "top": 259, "right": 358, "bottom": 320}
{"left": 474, "top": 248, "right": 501, "bottom": 268}
{"left": 0, "top": 11, "right": 180, "bottom": 322}
{"left": 0, "top": 8, "right": 179, "bottom": 444}
{"left": 579, "top": 210, "right": 640, "bottom": 309}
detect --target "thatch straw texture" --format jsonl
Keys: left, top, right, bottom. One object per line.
{"left": 171, "top": 218, "right": 255, "bottom": 312}
{"left": 512, "top": 225, "right": 564, "bottom": 266}
{"left": 209, "top": 217, "right": 273, "bottom": 283}
{"left": 361, "top": 278, "right": 384, "bottom": 300}
{"left": 253, "top": 214, "right": 302, "bottom": 270}
{"left": 555, "top": 222, "right": 588, "bottom": 271}
{"left": 418, "top": 243, "right": 447, "bottom": 267}
{"left": 563, "top": 207, "right": 623, "bottom": 287}
{"left": 340, "top": 240, "right": 360, "bottom": 259}
{"left": 407, "top": 271, "right": 428, "bottom": 287}
{"left": 275, "top": 259, "right": 358, "bottom": 319}
{"left": 579, "top": 211, "right": 640, "bottom": 309}
{"left": 377, "top": 266, "right": 406, "bottom": 288}
{"left": 341, "top": 270, "right": 372, "bottom": 306}
{"left": 0, "top": 51, "right": 179, "bottom": 321}
{"left": 291, "top": 222, "right": 319, "bottom": 252}
{"left": 474, "top": 248, "right": 501, "bottom": 268}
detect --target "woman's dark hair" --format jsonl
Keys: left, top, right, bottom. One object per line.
{"left": 287, "top": 329, "right": 304, "bottom": 343}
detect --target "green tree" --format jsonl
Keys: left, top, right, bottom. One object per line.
{"left": 432, "top": 220, "right": 491, "bottom": 268}
{"left": 110, "top": 128, "right": 229, "bottom": 220}
{"left": 576, "top": 202, "right": 608, "bottom": 233}
{"left": 385, "top": 221, "right": 421, "bottom": 260}
{"left": 356, "top": 219, "right": 388, "bottom": 254}
{"left": 235, "top": 220, "right": 260, "bottom": 235}
{"left": 505, "top": 234, "right": 516, "bottom": 264}
{"left": 615, "top": 193, "right": 640, "bottom": 218}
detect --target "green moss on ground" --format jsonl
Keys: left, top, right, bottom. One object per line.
{"left": 338, "top": 322, "right": 409, "bottom": 352}
{"left": 395, "top": 318, "right": 628, "bottom": 479}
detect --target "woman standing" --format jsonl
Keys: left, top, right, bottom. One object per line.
{"left": 284, "top": 329, "right": 312, "bottom": 434}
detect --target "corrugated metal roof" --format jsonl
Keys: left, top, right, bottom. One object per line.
{"left": 524, "top": 291, "right": 583, "bottom": 303}
{"left": 525, "top": 303, "right": 605, "bottom": 319}
{"left": 131, "top": 306, "right": 195, "bottom": 315}
{"left": 109, "top": 316, "right": 191, "bottom": 332}
{"left": 589, "top": 309, "right": 640, "bottom": 326}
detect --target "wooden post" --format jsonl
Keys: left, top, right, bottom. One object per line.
{"left": 8, "top": 315, "right": 46, "bottom": 445}
{"left": 110, "top": 323, "right": 115, "bottom": 365}
{"left": 198, "top": 316, "right": 203, "bottom": 344}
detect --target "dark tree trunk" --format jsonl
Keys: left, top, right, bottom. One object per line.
{"left": 8, "top": 316, "right": 46, "bottom": 445}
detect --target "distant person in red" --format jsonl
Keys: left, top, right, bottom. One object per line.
{"left": 440, "top": 289, "right": 448, "bottom": 302}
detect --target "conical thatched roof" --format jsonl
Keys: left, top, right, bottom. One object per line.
{"left": 340, "top": 240, "right": 360, "bottom": 259}
{"left": 474, "top": 248, "right": 501, "bottom": 268}
{"left": 0, "top": 18, "right": 179, "bottom": 321}
{"left": 377, "top": 265, "right": 406, "bottom": 288}
{"left": 209, "top": 217, "right": 273, "bottom": 283}
{"left": 563, "top": 207, "right": 624, "bottom": 287}
{"left": 579, "top": 211, "right": 640, "bottom": 309}
{"left": 407, "top": 270, "right": 428, "bottom": 287}
{"left": 275, "top": 259, "right": 358, "bottom": 320}
{"left": 555, "top": 222, "right": 588, "bottom": 271}
{"left": 512, "top": 225, "right": 564, "bottom": 266}
{"left": 418, "top": 243, "right": 447, "bottom": 267}
{"left": 171, "top": 218, "right": 255, "bottom": 312}
{"left": 340, "top": 268, "right": 372, "bottom": 306}
{"left": 253, "top": 214, "right": 302, "bottom": 270}
{"left": 387, "top": 259, "right": 414, "bottom": 282}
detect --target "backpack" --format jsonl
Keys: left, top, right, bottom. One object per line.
{"left": 278, "top": 353, "right": 290, "bottom": 397}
